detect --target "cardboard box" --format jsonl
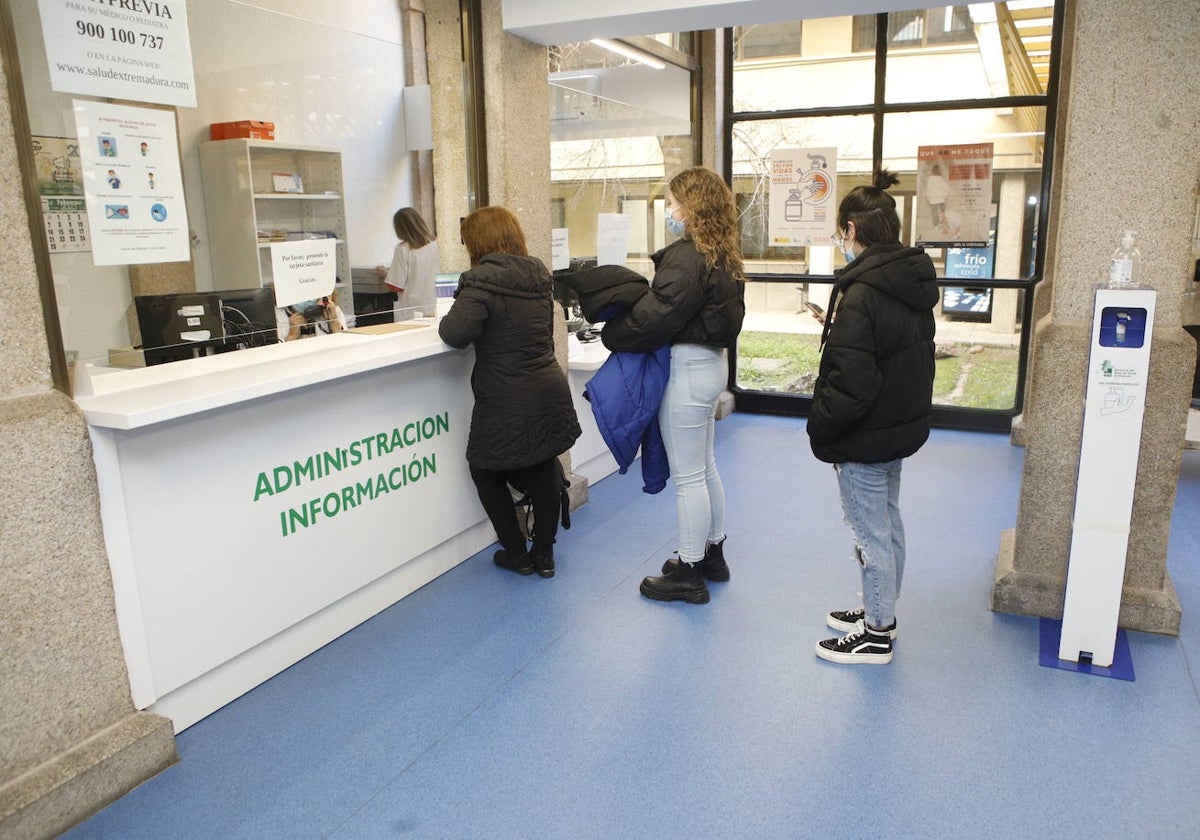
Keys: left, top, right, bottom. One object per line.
{"left": 210, "top": 120, "right": 275, "bottom": 141}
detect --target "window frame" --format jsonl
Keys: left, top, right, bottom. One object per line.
{"left": 722, "top": 5, "right": 1066, "bottom": 433}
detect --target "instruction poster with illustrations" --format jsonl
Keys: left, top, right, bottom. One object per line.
{"left": 768, "top": 147, "right": 837, "bottom": 247}
{"left": 73, "top": 100, "right": 189, "bottom": 265}
{"left": 32, "top": 135, "right": 89, "bottom": 253}
{"left": 915, "top": 143, "right": 993, "bottom": 248}
{"left": 37, "top": 0, "right": 197, "bottom": 108}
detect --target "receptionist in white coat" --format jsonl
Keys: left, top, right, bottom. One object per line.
{"left": 377, "top": 207, "right": 440, "bottom": 321}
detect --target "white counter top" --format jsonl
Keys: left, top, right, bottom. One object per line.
{"left": 74, "top": 320, "right": 452, "bottom": 430}
{"left": 566, "top": 334, "right": 609, "bottom": 371}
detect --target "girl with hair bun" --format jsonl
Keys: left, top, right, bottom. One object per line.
{"left": 809, "top": 169, "right": 939, "bottom": 665}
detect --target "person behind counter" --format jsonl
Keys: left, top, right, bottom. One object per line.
{"left": 276, "top": 292, "right": 348, "bottom": 341}
{"left": 377, "top": 207, "right": 439, "bottom": 321}
{"left": 438, "top": 206, "right": 581, "bottom": 579}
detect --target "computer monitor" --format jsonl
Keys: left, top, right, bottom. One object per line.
{"left": 134, "top": 292, "right": 225, "bottom": 366}
{"left": 219, "top": 287, "right": 279, "bottom": 351}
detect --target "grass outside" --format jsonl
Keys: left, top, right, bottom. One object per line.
{"left": 736, "top": 330, "right": 1019, "bottom": 410}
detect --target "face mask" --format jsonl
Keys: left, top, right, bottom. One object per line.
{"left": 294, "top": 299, "right": 323, "bottom": 318}
{"left": 841, "top": 244, "right": 856, "bottom": 263}
{"left": 665, "top": 210, "right": 686, "bottom": 238}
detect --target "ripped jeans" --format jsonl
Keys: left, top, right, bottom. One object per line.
{"left": 834, "top": 459, "right": 905, "bottom": 630}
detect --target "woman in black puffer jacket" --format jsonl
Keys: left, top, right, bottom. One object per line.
{"left": 439, "top": 207, "right": 581, "bottom": 579}
{"left": 809, "top": 170, "right": 938, "bottom": 667}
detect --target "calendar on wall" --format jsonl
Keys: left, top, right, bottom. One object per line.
{"left": 32, "top": 135, "right": 91, "bottom": 254}
{"left": 42, "top": 197, "right": 90, "bottom": 253}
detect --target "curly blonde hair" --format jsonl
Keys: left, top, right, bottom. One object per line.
{"left": 669, "top": 166, "right": 745, "bottom": 281}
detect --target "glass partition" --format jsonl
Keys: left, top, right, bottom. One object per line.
{"left": 549, "top": 36, "right": 696, "bottom": 280}
{"left": 7, "top": 0, "right": 417, "bottom": 386}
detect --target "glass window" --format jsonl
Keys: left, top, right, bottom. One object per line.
{"left": 549, "top": 38, "right": 695, "bottom": 278}
{"left": 853, "top": 7, "right": 977, "bottom": 52}
{"left": 734, "top": 22, "right": 804, "bottom": 60}
{"left": 733, "top": 18, "right": 875, "bottom": 112}
{"left": 733, "top": 115, "right": 875, "bottom": 275}
{"left": 728, "top": 3, "right": 1058, "bottom": 423}
{"left": 8, "top": 0, "right": 414, "bottom": 377}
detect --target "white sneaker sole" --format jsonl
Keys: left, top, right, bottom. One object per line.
{"left": 826, "top": 615, "right": 898, "bottom": 640}
{"left": 814, "top": 641, "right": 894, "bottom": 665}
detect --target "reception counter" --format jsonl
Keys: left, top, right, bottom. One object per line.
{"left": 76, "top": 324, "right": 488, "bottom": 731}
{"left": 74, "top": 322, "right": 618, "bottom": 731}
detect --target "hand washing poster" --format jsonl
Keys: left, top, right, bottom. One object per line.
{"left": 73, "top": 100, "right": 189, "bottom": 265}
{"left": 768, "top": 147, "right": 837, "bottom": 247}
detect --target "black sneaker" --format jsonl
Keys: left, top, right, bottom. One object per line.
{"left": 493, "top": 548, "right": 535, "bottom": 576}
{"left": 815, "top": 626, "right": 894, "bottom": 665}
{"left": 531, "top": 545, "right": 555, "bottom": 579}
{"left": 826, "top": 607, "right": 898, "bottom": 639}
{"left": 660, "top": 538, "right": 730, "bottom": 582}
{"left": 640, "top": 561, "right": 710, "bottom": 604}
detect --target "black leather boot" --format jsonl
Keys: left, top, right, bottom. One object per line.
{"left": 640, "top": 559, "right": 710, "bottom": 604}
{"left": 493, "top": 547, "right": 535, "bottom": 575}
{"left": 531, "top": 544, "right": 555, "bottom": 579}
{"left": 660, "top": 537, "right": 730, "bottom": 582}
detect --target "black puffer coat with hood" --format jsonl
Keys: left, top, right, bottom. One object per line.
{"left": 438, "top": 253, "right": 581, "bottom": 470}
{"left": 807, "top": 242, "right": 938, "bottom": 464}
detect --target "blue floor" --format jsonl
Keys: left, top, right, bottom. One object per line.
{"left": 66, "top": 413, "right": 1200, "bottom": 839}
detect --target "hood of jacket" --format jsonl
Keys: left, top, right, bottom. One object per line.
{"left": 821, "top": 242, "right": 938, "bottom": 347}
{"left": 835, "top": 242, "right": 939, "bottom": 311}
{"left": 458, "top": 253, "right": 551, "bottom": 300}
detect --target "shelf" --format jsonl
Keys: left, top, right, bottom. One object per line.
{"left": 252, "top": 193, "right": 342, "bottom": 200}
{"left": 257, "top": 239, "right": 345, "bottom": 248}
{"left": 200, "top": 139, "right": 350, "bottom": 294}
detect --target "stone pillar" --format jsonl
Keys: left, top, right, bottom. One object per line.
{"left": 0, "top": 41, "right": 177, "bottom": 840}
{"left": 424, "top": 0, "right": 587, "bottom": 508}
{"left": 991, "top": 0, "right": 1200, "bottom": 634}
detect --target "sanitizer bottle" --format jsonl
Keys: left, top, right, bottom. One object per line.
{"left": 1108, "top": 230, "right": 1141, "bottom": 286}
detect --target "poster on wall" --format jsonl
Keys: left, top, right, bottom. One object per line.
{"left": 270, "top": 240, "right": 336, "bottom": 309}
{"left": 32, "top": 135, "right": 89, "bottom": 253}
{"left": 768, "top": 147, "right": 837, "bottom": 247}
{"left": 37, "top": 0, "right": 196, "bottom": 108}
{"left": 942, "top": 205, "right": 998, "bottom": 322}
{"left": 915, "top": 143, "right": 993, "bottom": 248}
{"left": 73, "top": 100, "right": 190, "bottom": 266}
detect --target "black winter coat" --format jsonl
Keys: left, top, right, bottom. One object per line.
{"left": 807, "top": 242, "right": 938, "bottom": 464}
{"left": 598, "top": 239, "right": 744, "bottom": 353}
{"left": 438, "top": 253, "right": 581, "bottom": 470}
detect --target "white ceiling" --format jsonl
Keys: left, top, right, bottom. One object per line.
{"left": 503, "top": 0, "right": 937, "bottom": 46}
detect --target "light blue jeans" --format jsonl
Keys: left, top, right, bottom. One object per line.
{"left": 835, "top": 459, "right": 906, "bottom": 630}
{"left": 658, "top": 344, "right": 728, "bottom": 563}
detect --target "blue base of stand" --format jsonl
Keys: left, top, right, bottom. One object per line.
{"left": 1038, "top": 618, "right": 1135, "bottom": 681}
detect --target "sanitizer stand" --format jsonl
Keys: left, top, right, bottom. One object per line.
{"left": 1058, "top": 287, "right": 1156, "bottom": 667}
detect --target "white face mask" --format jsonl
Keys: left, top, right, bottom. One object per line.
{"left": 834, "top": 228, "right": 856, "bottom": 262}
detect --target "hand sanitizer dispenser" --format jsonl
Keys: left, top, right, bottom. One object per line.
{"left": 1058, "top": 287, "right": 1156, "bottom": 667}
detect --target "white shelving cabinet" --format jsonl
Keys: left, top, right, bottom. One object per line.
{"left": 199, "top": 139, "right": 351, "bottom": 299}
